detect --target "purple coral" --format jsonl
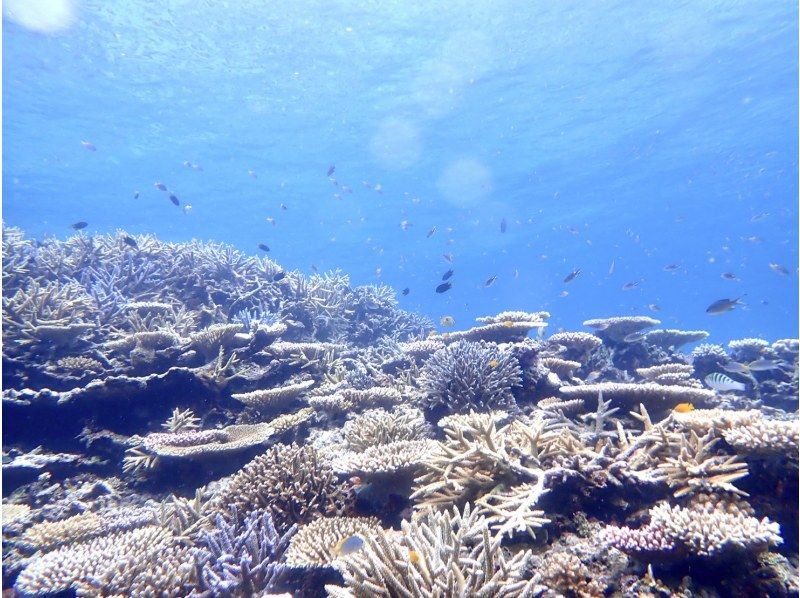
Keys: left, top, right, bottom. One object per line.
{"left": 419, "top": 340, "right": 522, "bottom": 415}
{"left": 192, "top": 507, "right": 294, "bottom": 597}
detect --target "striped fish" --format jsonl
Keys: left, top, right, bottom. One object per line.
{"left": 704, "top": 373, "right": 746, "bottom": 392}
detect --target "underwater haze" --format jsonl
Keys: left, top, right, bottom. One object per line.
{"left": 3, "top": 0, "right": 797, "bottom": 343}
{"left": 3, "top": 3, "right": 800, "bottom": 597}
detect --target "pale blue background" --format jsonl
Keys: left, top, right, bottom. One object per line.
{"left": 4, "top": 0, "right": 798, "bottom": 344}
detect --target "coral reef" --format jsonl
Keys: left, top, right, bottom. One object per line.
{"left": 2, "top": 227, "right": 797, "bottom": 596}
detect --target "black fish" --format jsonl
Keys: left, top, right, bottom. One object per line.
{"left": 327, "top": 164, "right": 335, "bottom": 177}
{"left": 563, "top": 268, "right": 581, "bottom": 283}
{"left": 273, "top": 271, "right": 286, "bottom": 281}
{"left": 484, "top": 275, "right": 497, "bottom": 287}
{"left": 71, "top": 221, "right": 88, "bottom": 230}
{"left": 169, "top": 194, "right": 180, "bottom": 206}
{"left": 133, "top": 190, "right": 140, "bottom": 199}
{"left": 436, "top": 282, "right": 453, "bottom": 293}
{"left": 500, "top": 218, "right": 507, "bottom": 233}
{"left": 401, "top": 287, "right": 410, "bottom": 296}
{"left": 280, "top": 203, "right": 288, "bottom": 211}
{"left": 441, "top": 269, "right": 454, "bottom": 281}
{"left": 122, "top": 235, "right": 138, "bottom": 248}
{"left": 706, "top": 295, "right": 745, "bottom": 315}
{"left": 258, "top": 243, "right": 270, "bottom": 252}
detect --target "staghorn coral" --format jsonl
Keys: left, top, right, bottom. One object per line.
{"left": 654, "top": 430, "right": 749, "bottom": 497}
{"left": 209, "top": 443, "right": 354, "bottom": 531}
{"left": 285, "top": 516, "right": 381, "bottom": 568}
{"left": 325, "top": 505, "right": 536, "bottom": 598}
{"left": 342, "top": 406, "right": 431, "bottom": 452}
{"left": 162, "top": 407, "right": 202, "bottom": 432}
{"left": 230, "top": 379, "right": 314, "bottom": 410}
{"left": 601, "top": 493, "right": 782, "bottom": 559}
{"left": 419, "top": 340, "right": 522, "bottom": 415}
{"left": 193, "top": 507, "right": 293, "bottom": 597}
{"left": 474, "top": 481, "right": 550, "bottom": 540}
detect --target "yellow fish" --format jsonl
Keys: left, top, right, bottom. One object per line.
{"left": 673, "top": 403, "right": 695, "bottom": 413}
{"left": 488, "top": 359, "right": 500, "bottom": 369}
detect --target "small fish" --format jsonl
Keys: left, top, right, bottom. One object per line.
{"left": 513, "top": 269, "right": 519, "bottom": 279}
{"left": 673, "top": 403, "right": 695, "bottom": 413}
{"left": 426, "top": 226, "right": 437, "bottom": 238}
{"left": 401, "top": 287, "right": 410, "bottom": 296}
{"left": 326, "top": 164, "right": 335, "bottom": 177}
{"left": 722, "top": 361, "right": 751, "bottom": 375}
{"left": 608, "top": 259, "right": 615, "bottom": 275}
{"left": 248, "top": 170, "right": 257, "bottom": 179}
{"left": 563, "top": 268, "right": 581, "bottom": 283}
{"left": 706, "top": 296, "right": 745, "bottom": 315}
{"left": 182, "top": 204, "right": 192, "bottom": 215}
{"left": 182, "top": 160, "right": 192, "bottom": 168}
{"left": 769, "top": 263, "right": 789, "bottom": 276}
{"left": 647, "top": 303, "right": 661, "bottom": 312}
{"left": 567, "top": 226, "right": 579, "bottom": 235}
{"left": 663, "top": 263, "right": 681, "bottom": 272}
{"left": 484, "top": 275, "right": 497, "bottom": 287}
{"left": 362, "top": 181, "right": 372, "bottom": 189}
{"left": 622, "top": 280, "right": 640, "bottom": 291}
{"left": 133, "top": 190, "right": 140, "bottom": 199}
{"left": 373, "top": 183, "right": 382, "bottom": 193}
{"left": 169, "top": 194, "right": 180, "bottom": 206}
{"left": 190, "top": 163, "right": 203, "bottom": 171}
{"left": 488, "top": 359, "right": 500, "bottom": 368}
{"left": 280, "top": 204, "right": 288, "bottom": 211}
{"left": 266, "top": 217, "right": 276, "bottom": 226}
{"left": 400, "top": 220, "right": 412, "bottom": 230}
{"left": 750, "top": 212, "right": 769, "bottom": 222}
{"left": 623, "top": 331, "right": 647, "bottom": 343}
{"left": 375, "top": 266, "right": 382, "bottom": 278}
{"left": 122, "top": 235, "right": 138, "bottom": 248}
{"left": 258, "top": 243, "right": 270, "bottom": 252}
{"left": 311, "top": 264, "right": 318, "bottom": 273}
{"left": 747, "top": 358, "right": 787, "bottom": 372}
{"left": 70, "top": 221, "right": 88, "bottom": 230}
{"left": 559, "top": 290, "right": 569, "bottom": 298}
{"left": 744, "top": 235, "right": 762, "bottom": 243}
{"left": 705, "top": 372, "right": 746, "bottom": 392}
{"left": 443, "top": 253, "right": 454, "bottom": 263}
{"left": 408, "top": 549, "right": 420, "bottom": 564}
{"left": 436, "top": 281, "right": 453, "bottom": 293}
{"left": 81, "top": 140, "right": 97, "bottom": 151}
{"left": 441, "top": 269, "right": 454, "bottom": 281}
{"left": 336, "top": 535, "right": 365, "bottom": 556}
{"left": 584, "top": 370, "right": 602, "bottom": 383}
{"left": 341, "top": 185, "right": 353, "bottom": 194}
{"left": 272, "top": 271, "right": 287, "bottom": 281}
{"left": 500, "top": 218, "right": 507, "bottom": 233}
{"left": 154, "top": 182, "right": 167, "bottom": 191}
{"left": 440, "top": 315, "right": 455, "bottom": 327}
{"left": 721, "top": 272, "right": 740, "bottom": 281}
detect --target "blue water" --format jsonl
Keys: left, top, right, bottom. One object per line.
{"left": 3, "top": 0, "right": 798, "bottom": 344}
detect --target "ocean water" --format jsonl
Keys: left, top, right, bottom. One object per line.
{"left": 2, "top": 4, "right": 800, "bottom": 597}
{"left": 3, "top": 0, "right": 797, "bottom": 344}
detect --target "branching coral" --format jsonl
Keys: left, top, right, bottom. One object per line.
{"left": 285, "top": 516, "right": 381, "bottom": 568}
{"left": 419, "top": 341, "right": 522, "bottom": 415}
{"left": 601, "top": 493, "right": 782, "bottom": 559}
{"left": 193, "top": 507, "right": 293, "bottom": 597}
{"left": 209, "top": 443, "right": 354, "bottom": 531}
{"left": 325, "top": 505, "right": 536, "bottom": 598}
{"left": 343, "top": 406, "right": 431, "bottom": 451}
